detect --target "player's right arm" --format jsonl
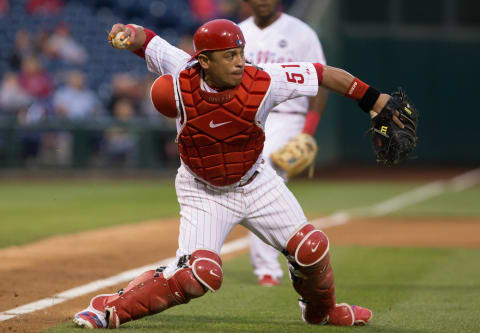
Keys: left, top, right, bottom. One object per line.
{"left": 107, "top": 23, "right": 190, "bottom": 76}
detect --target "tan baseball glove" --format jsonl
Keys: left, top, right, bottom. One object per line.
{"left": 270, "top": 133, "right": 318, "bottom": 179}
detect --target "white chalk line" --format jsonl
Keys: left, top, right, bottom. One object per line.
{"left": 0, "top": 238, "right": 251, "bottom": 322}
{"left": 1, "top": 168, "right": 479, "bottom": 322}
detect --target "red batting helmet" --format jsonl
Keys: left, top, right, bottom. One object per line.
{"left": 191, "top": 19, "right": 246, "bottom": 59}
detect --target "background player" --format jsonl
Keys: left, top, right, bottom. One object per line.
{"left": 239, "top": 0, "right": 328, "bottom": 287}
{"left": 72, "top": 17, "right": 417, "bottom": 329}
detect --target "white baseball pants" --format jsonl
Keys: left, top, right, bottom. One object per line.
{"left": 249, "top": 112, "right": 306, "bottom": 279}
{"left": 163, "top": 161, "right": 308, "bottom": 277}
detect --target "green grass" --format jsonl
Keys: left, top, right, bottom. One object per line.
{"left": 2, "top": 178, "right": 478, "bottom": 332}
{"left": 289, "top": 180, "right": 420, "bottom": 215}
{"left": 48, "top": 247, "right": 480, "bottom": 333}
{"left": 1, "top": 179, "right": 479, "bottom": 248}
{"left": 390, "top": 186, "right": 480, "bottom": 217}
{"left": 0, "top": 180, "right": 178, "bottom": 247}
{"left": 290, "top": 180, "right": 480, "bottom": 217}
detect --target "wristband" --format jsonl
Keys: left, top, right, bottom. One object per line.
{"left": 346, "top": 78, "right": 380, "bottom": 113}
{"left": 358, "top": 86, "right": 381, "bottom": 113}
{"left": 132, "top": 28, "right": 157, "bottom": 59}
{"left": 346, "top": 78, "right": 369, "bottom": 100}
{"left": 125, "top": 24, "right": 137, "bottom": 40}
{"left": 302, "top": 111, "right": 321, "bottom": 135}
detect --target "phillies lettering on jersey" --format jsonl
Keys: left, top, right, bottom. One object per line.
{"left": 177, "top": 64, "right": 271, "bottom": 187}
{"left": 253, "top": 50, "right": 294, "bottom": 64}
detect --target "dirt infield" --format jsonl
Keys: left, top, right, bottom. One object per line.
{"left": 1, "top": 216, "right": 479, "bottom": 332}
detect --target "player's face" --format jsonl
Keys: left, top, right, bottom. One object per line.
{"left": 201, "top": 47, "right": 245, "bottom": 88}
{"left": 247, "top": 0, "right": 280, "bottom": 19}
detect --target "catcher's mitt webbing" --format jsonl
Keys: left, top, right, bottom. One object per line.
{"left": 369, "top": 88, "right": 418, "bottom": 165}
{"left": 270, "top": 133, "right": 318, "bottom": 179}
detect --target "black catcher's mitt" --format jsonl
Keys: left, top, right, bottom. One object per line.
{"left": 370, "top": 88, "right": 418, "bottom": 165}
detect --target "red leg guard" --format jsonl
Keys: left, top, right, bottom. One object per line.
{"left": 287, "top": 224, "right": 373, "bottom": 326}
{"left": 286, "top": 224, "right": 372, "bottom": 326}
{"left": 287, "top": 224, "right": 335, "bottom": 324}
{"left": 103, "top": 268, "right": 205, "bottom": 327}
{"left": 100, "top": 250, "right": 222, "bottom": 328}
{"left": 290, "top": 254, "right": 336, "bottom": 324}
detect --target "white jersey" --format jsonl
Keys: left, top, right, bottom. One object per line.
{"left": 144, "top": 35, "right": 320, "bottom": 185}
{"left": 239, "top": 13, "right": 326, "bottom": 114}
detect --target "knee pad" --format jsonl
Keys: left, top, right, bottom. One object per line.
{"left": 184, "top": 249, "right": 223, "bottom": 293}
{"left": 168, "top": 249, "right": 223, "bottom": 301}
{"left": 286, "top": 224, "right": 329, "bottom": 267}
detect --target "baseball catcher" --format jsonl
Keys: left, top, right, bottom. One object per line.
{"left": 73, "top": 17, "right": 426, "bottom": 329}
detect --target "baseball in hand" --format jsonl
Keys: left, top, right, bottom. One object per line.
{"left": 111, "top": 31, "right": 129, "bottom": 49}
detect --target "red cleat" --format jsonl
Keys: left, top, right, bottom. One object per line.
{"left": 328, "top": 303, "right": 373, "bottom": 326}
{"left": 259, "top": 275, "right": 280, "bottom": 287}
{"left": 73, "top": 294, "right": 118, "bottom": 329}
{"left": 351, "top": 305, "right": 373, "bottom": 325}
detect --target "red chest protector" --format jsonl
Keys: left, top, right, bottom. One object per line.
{"left": 178, "top": 65, "right": 271, "bottom": 187}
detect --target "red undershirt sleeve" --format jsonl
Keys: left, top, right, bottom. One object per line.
{"left": 313, "top": 63, "right": 324, "bottom": 86}
{"left": 132, "top": 28, "right": 157, "bottom": 59}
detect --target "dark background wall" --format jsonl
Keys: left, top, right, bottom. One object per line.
{"left": 1, "top": 0, "right": 479, "bottom": 169}
{"left": 312, "top": 0, "right": 480, "bottom": 165}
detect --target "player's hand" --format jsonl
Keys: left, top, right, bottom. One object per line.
{"left": 370, "top": 93, "right": 390, "bottom": 116}
{"left": 108, "top": 23, "right": 135, "bottom": 49}
{"left": 370, "top": 93, "right": 405, "bottom": 128}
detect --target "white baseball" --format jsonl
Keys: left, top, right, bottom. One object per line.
{"left": 112, "top": 31, "right": 129, "bottom": 49}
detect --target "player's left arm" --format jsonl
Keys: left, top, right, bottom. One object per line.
{"left": 267, "top": 27, "right": 327, "bottom": 179}
{"left": 301, "top": 27, "right": 328, "bottom": 136}
{"left": 303, "top": 92, "right": 326, "bottom": 136}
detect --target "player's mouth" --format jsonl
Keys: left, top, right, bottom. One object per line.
{"left": 257, "top": 4, "right": 273, "bottom": 14}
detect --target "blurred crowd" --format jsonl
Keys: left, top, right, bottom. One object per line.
{"left": 0, "top": 18, "right": 162, "bottom": 167}
{"left": 0, "top": 0, "right": 294, "bottom": 167}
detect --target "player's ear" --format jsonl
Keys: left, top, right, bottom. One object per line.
{"left": 197, "top": 53, "right": 210, "bottom": 70}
